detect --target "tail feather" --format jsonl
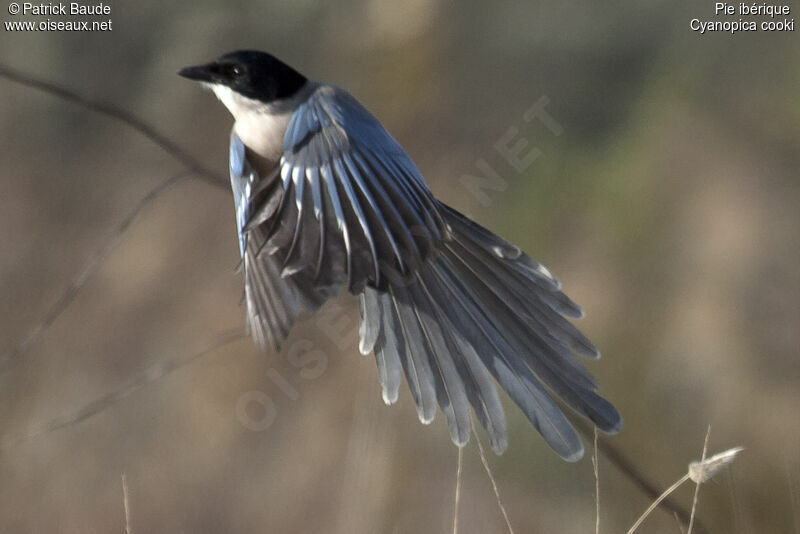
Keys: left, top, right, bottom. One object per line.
{"left": 441, "top": 245, "right": 620, "bottom": 432}
{"left": 358, "top": 291, "right": 381, "bottom": 354}
{"left": 404, "top": 280, "right": 472, "bottom": 446}
{"left": 426, "top": 259, "right": 584, "bottom": 460}
{"left": 373, "top": 295, "right": 404, "bottom": 404}
{"left": 387, "top": 285, "right": 438, "bottom": 423}
{"left": 412, "top": 274, "right": 508, "bottom": 453}
{"left": 443, "top": 240, "right": 599, "bottom": 389}
{"left": 359, "top": 204, "right": 621, "bottom": 459}
{"left": 446, "top": 218, "right": 599, "bottom": 358}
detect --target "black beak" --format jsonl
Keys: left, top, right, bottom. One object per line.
{"left": 178, "top": 63, "right": 216, "bottom": 82}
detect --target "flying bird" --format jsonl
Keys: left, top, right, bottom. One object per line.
{"left": 179, "top": 50, "right": 621, "bottom": 459}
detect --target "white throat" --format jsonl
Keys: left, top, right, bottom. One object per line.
{"left": 206, "top": 81, "right": 316, "bottom": 164}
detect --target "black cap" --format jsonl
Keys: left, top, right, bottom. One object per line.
{"left": 179, "top": 50, "right": 307, "bottom": 103}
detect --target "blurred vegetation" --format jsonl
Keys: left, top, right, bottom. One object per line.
{"left": 1, "top": 1, "right": 798, "bottom": 532}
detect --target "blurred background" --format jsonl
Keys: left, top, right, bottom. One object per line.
{"left": 1, "top": 1, "right": 799, "bottom": 532}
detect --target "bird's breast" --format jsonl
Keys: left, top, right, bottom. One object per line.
{"left": 233, "top": 111, "right": 292, "bottom": 168}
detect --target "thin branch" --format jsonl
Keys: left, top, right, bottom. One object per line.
{"left": 0, "top": 171, "right": 190, "bottom": 375}
{"left": 0, "top": 63, "right": 226, "bottom": 189}
{"left": 122, "top": 472, "right": 132, "bottom": 534}
{"left": 453, "top": 444, "right": 463, "bottom": 534}
{"left": 0, "top": 65, "right": 232, "bottom": 373}
{"left": 4, "top": 329, "right": 246, "bottom": 447}
{"left": 0, "top": 64, "right": 228, "bottom": 369}
{"left": 472, "top": 420, "right": 514, "bottom": 534}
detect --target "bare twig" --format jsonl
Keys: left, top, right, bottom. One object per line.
{"left": 0, "top": 171, "right": 190, "bottom": 375}
{"left": 121, "top": 472, "right": 132, "bottom": 534}
{"left": 4, "top": 329, "right": 246, "bottom": 447}
{"left": 687, "top": 427, "right": 711, "bottom": 534}
{"left": 0, "top": 63, "right": 226, "bottom": 189}
{"left": 453, "top": 445, "right": 463, "bottom": 534}
{"left": 0, "top": 64, "right": 231, "bottom": 373}
{"left": 472, "top": 420, "right": 514, "bottom": 534}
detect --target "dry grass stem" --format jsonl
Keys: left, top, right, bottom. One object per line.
{"left": 687, "top": 427, "right": 711, "bottom": 534}
{"left": 572, "top": 418, "right": 700, "bottom": 529}
{"left": 627, "top": 473, "right": 691, "bottom": 534}
{"left": 593, "top": 426, "right": 600, "bottom": 534}
{"left": 121, "top": 473, "right": 132, "bottom": 534}
{"left": 453, "top": 445, "right": 463, "bottom": 534}
{"left": 688, "top": 447, "right": 744, "bottom": 484}
{"left": 627, "top": 427, "right": 742, "bottom": 534}
{"left": 472, "top": 420, "right": 514, "bottom": 534}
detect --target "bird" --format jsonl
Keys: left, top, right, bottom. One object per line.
{"left": 179, "top": 50, "right": 621, "bottom": 459}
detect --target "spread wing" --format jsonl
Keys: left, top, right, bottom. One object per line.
{"left": 229, "top": 130, "right": 331, "bottom": 350}
{"left": 244, "top": 85, "right": 445, "bottom": 293}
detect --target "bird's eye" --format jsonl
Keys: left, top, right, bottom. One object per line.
{"left": 231, "top": 65, "right": 244, "bottom": 77}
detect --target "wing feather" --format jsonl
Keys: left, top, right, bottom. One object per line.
{"left": 267, "top": 85, "right": 444, "bottom": 290}
{"left": 228, "top": 130, "right": 331, "bottom": 350}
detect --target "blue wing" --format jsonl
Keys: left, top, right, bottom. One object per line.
{"left": 229, "top": 130, "right": 255, "bottom": 257}
{"left": 229, "top": 128, "right": 330, "bottom": 350}
{"left": 244, "top": 85, "right": 445, "bottom": 293}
